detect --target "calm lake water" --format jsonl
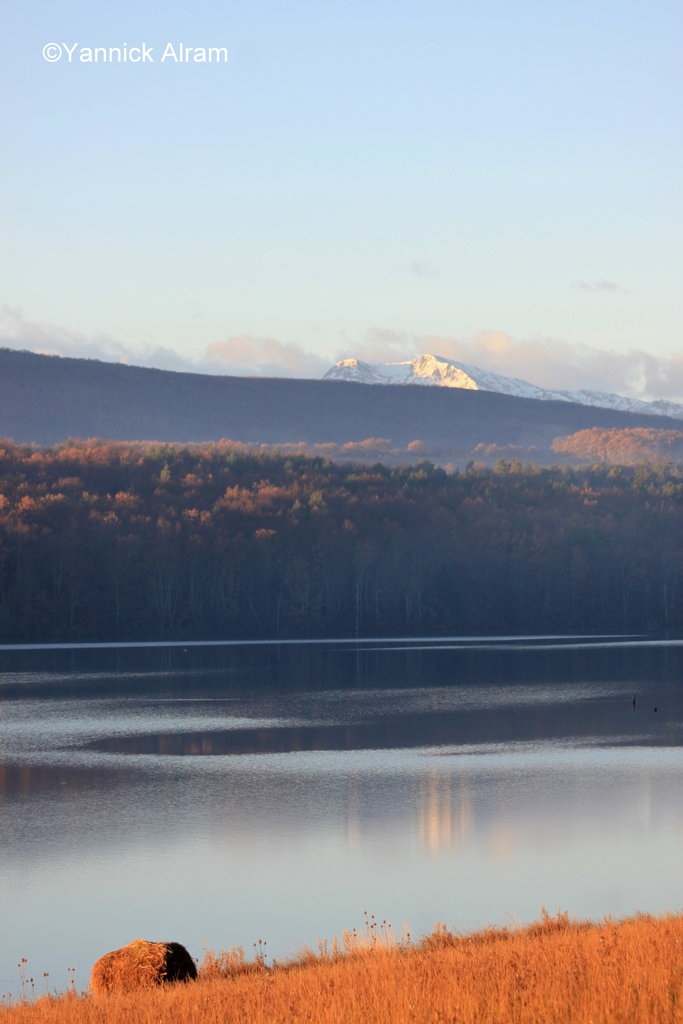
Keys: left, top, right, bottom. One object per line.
{"left": 1, "top": 635, "right": 682, "bottom": 998}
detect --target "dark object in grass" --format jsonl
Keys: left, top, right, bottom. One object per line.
{"left": 90, "top": 939, "right": 197, "bottom": 995}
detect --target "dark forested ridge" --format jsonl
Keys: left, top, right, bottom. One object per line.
{"left": 1, "top": 438, "right": 682, "bottom": 642}
{"left": 2, "top": 347, "right": 683, "bottom": 466}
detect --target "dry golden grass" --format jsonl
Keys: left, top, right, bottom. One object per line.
{"left": 1, "top": 912, "right": 682, "bottom": 1023}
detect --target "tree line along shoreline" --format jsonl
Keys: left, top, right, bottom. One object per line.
{"left": 1, "top": 438, "right": 682, "bottom": 643}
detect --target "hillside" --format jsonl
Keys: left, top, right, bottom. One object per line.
{"left": 2, "top": 347, "right": 683, "bottom": 464}
{"left": 0, "top": 913, "right": 680, "bottom": 1024}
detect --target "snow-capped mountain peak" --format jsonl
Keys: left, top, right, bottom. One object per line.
{"left": 323, "top": 354, "right": 683, "bottom": 420}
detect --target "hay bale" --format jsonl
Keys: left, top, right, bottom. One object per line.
{"left": 90, "top": 939, "right": 197, "bottom": 995}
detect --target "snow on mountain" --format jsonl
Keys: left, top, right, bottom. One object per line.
{"left": 323, "top": 355, "right": 683, "bottom": 421}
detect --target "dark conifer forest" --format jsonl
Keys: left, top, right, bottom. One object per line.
{"left": 0, "top": 438, "right": 682, "bottom": 642}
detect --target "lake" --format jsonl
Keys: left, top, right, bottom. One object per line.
{"left": 1, "top": 635, "right": 682, "bottom": 999}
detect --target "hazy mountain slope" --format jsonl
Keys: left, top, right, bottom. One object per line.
{"left": 1, "top": 348, "right": 682, "bottom": 460}
{"left": 324, "top": 354, "right": 683, "bottom": 420}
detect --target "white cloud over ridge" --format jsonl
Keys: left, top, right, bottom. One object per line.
{"left": 2, "top": 305, "right": 683, "bottom": 404}
{"left": 0, "top": 305, "right": 189, "bottom": 373}
{"left": 205, "top": 336, "right": 328, "bottom": 378}
{"left": 350, "top": 327, "right": 683, "bottom": 403}
{"left": 0, "top": 307, "right": 327, "bottom": 379}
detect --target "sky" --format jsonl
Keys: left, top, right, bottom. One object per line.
{"left": 1, "top": 0, "right": 681, "bottom": 399}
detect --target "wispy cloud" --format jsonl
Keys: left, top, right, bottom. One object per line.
{"left": 571, "top": 279, "right": 629, "bottom": 293}
{"left": 0, "top": 305, "right": 190, "bottom": 372}
{"left": 0, "top": 306, "right": 327, "bottom": 379}
{"left": 205, "top": 336, "right": 328, "bottom": 378}
{"left": 345, "top": 328, "right": 422, "bottom": 364}
{"left": 410, "top": 259, "right": 439, "bottom": 279}
{"left": 1, "top": 304, "right": 123, "bottom": 361}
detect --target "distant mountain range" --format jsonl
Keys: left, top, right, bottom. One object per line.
{"left": 2, "top": 347, "right": 683, "bottom": 465}
{"left": 324, "top": 354, "right": 683, "bottom": 420}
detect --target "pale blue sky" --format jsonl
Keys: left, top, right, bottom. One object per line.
{"left": 1, "top": 0, "right": 681, "bottom": 398}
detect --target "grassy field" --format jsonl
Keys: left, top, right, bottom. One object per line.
{"left": 1, "top": 912, "right": 682, "bottom": 1023}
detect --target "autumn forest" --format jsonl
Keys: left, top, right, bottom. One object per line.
{"left": 1, "top": 438, "right": 682, "bottom": 643}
